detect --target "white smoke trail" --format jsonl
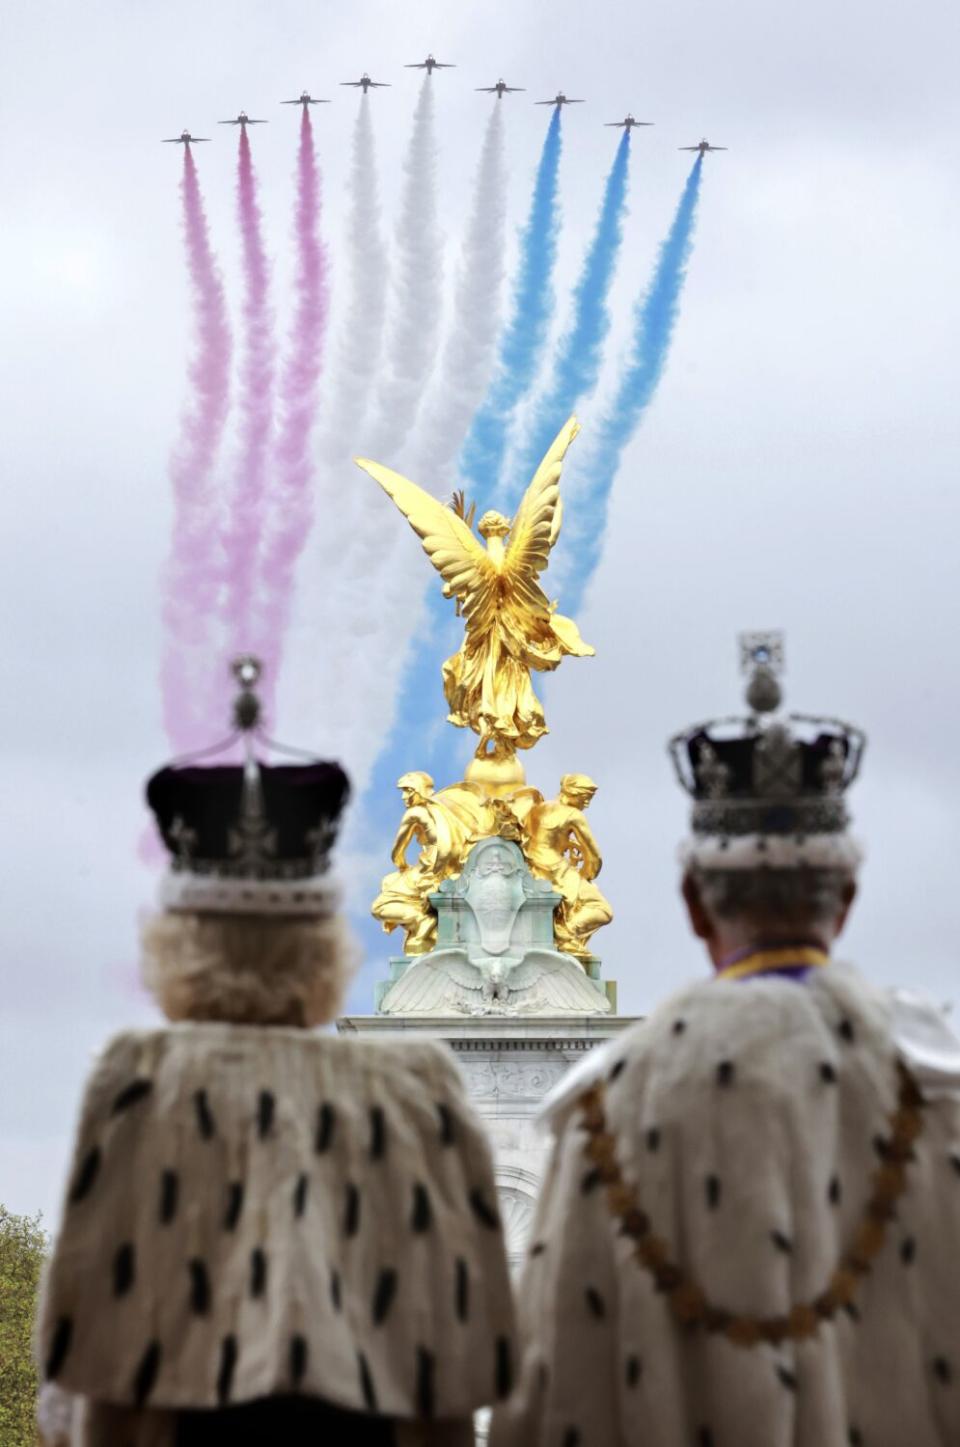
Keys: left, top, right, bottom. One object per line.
{"left": 281, "top": 96, "right": 388, "bottom": 742}
{"left": 362, "top": 78, "right": 444, "bottom": 460}
{"left": 409, "top": 101, "right": 507, "bottom": 486}
{"left": 305, "top": 79, "right": 446, "bottom": 773}
{"left": 316, "top": 95, "right": 389, "bottom": 516}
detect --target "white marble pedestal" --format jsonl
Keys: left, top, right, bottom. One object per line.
{"left": 337, "top": 1013, "right": 637, "bottom": 1266}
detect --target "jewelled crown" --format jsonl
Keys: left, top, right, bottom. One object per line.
{"left": 146, "top": 657, "right": 350, "bottom": 915}
{"left": 668, "top": 633, "right": 866, "bottom": 868}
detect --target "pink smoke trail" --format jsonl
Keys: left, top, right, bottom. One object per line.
{"left": 160, "top": 146, "right": 232, "bottom": 753}
{"left": 220, "top": 127, "right": 275, "bottom": 713}
{"left": 253, "top": 106, "right": 329, "bottom": 719}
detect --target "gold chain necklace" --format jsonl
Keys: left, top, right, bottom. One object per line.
{"left": 577, "top": 1060, "right": 924, "bottom": 1346}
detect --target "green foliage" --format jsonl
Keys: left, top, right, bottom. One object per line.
{"left": 0, "top": 1205, "right": 47, "bottom": 1446}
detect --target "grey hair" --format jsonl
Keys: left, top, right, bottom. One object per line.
{"left": 689, "top": 866, "right": 855, "bottom": 926}
{"left": 141, "top": 911, "right": 358, "bottom": 1028}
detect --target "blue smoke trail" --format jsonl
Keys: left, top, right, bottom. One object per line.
{"left": 458, "top": 108, "right": 563, "bottom": 491}
{"left": 514, "top": 130, "right": 632, "bottom": 499}
{"left": 559, "top": 156, "right": 704, "bottom": 615}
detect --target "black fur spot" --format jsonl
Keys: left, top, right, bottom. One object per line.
{"left": 112, "top": 1079, "right": 153, "bottom": 1114}
{"left": 820, "top": 1061, "right": 838, "bottom": 1084}
{"left": 455, "top": 1258, "right": 469, "bottom": 1321}
{"left": 495, "top": 1336, "right": 513, "bottom": 1399}
{"left": 45, "top": 1317, "right": 73, "bottom": 1380}
{"left": 777, "top": 1364, "right": 798, "bottom": 1390}
{"left": 838, "top": 1018, "right": 856, "bottom": 1043}
{"left": 416, "top": 1346, "right": 436, "bottom": 1419}
{"left": 372, "top": 1268, "right": 398, "bottom": 1324}
{"left": 673, "top": 1019, "right": 686, "bottom": 1035}
{"left": 698, "top": 1430, "right": 715, "bottom": 1447}
{"left": 625, "top": 1355, "right": 642, "bottom": 1387}
{"left": 344, "top": 1182, "right": 361, "bottom": 1236}
{"left": 257, "top": 1090, "right": 275, "bottom": 1139}
{"left": 470, "top": 1187, "right": 500, "bottom": 1230}
{"left": 705, "top": 1175, "right": 721, "bottom": 1209}
{"left": 224, "top": 1181, "right": 244, "bottom": 1231}
{"left": 950, "top": 1152, "right": 960, "bottom": 1177}
{"left": 844, "top": 1302, "right": 861, "bottom": 1323}
{"left": 646, "top": 1127, "right": 661, "bottom": 1152}
{"left": 874, "top": 1134, "right": 892, "bottom": 1160}
{"left": 901, "top": 1237, "right": 917, "bottom": 1265}
{"left": 369, "top": 1106, "right": 386, "bottom": 1159}
{"left": 113, "top": 1242, "right": 135, "bottom": 1297}
{"left": 563, "top": 1431, "right": 581, "bottom": 1447}
{"left": 585, "top": 1286, "right": 606, "bottom": 1319}
{"left": 437, "top": 1102, "right": 455, "bottom": 1145}
{"left": 608, "top": 1059, "right": 626, "bottom": 1082}
{"left": 411, "top": 1182, "right": 432, "bottom": 1232}
{"left": 293, "top": 1174, "right": 309, "bottom": 1218}
{"left": 315, "top": 1102, "right": 336, "bottom": 1153}
{"left": 330, "top": 1268, "right": 342, "bottom": 1312}
{"left": 829, "top": 1175, "right": 842, "bottom": 1205}
{"left": 193, "top": 1090, "right": 215, "bottom": 1140}
{"left": 529, "top": 1241, "right": 547, "bottom": 1257}
{"left": 716, "top": 1060, "right": 735, "bottom": 1087}
{"left": 217, "top": 1336, "right": 238, "bottom": 1405}
{"left": 133, "top": 1341, "right": 162, "bottom": 1407}
{"left": 934, "top": 1357, "right": 952, "bottom": 1384}
{"left": 69, "top": 1147, "right": 101, "bottom": 1204}
{"left": 250, "top": 1247, "right": 268, "bottom": 1299}
{"left": 581, "top": 1167, "right": 602, "bottom": 1194}
{"left": 189, "top": 1259, "right": 210, "bottom": 1315}
{"left": 290, "top": 1334, "right": 308, "bottom": 1388}
{"left": 358, "top": 1351, "right": 378, "bottom": 1411}
{"left": 771, "top": 1230, "right": 793, "bottom": 1254}
{"left": 159, "top": 1170, "right": 178, "bottom": 1224}
{"left": 848, "top": 1429, "right": 863, "bottom": 1446}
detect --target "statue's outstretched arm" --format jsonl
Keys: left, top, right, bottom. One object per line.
{"left": 391, "top": 816, "right": 420, "bottom": 870}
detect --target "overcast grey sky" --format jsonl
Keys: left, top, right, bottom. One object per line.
{"left": 1, "top": 0, "right": 958, "bottom": 1224}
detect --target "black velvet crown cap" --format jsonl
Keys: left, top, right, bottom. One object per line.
{"left": 147, "top": 761, "right": 350, "bottom": 879}
{"left": 668, "top": 632, "right": 866, "bottom": 842}
{"left": 677, "top": 723, "right": 859, "bottom": 838}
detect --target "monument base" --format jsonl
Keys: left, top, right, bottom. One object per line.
{"left": 338, "top": 1012, "right": 637, "bottom": 1267}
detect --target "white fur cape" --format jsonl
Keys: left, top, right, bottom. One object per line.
{"left": 491, "top": 965, "right": 960, "bottom": 1447}
{"left": 37, "top": 1025, "right": 515, "bottom": 1424}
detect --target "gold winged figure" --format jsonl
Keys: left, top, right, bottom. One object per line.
{"left": 355, "top": 417, "right": 594, "bottom": 763}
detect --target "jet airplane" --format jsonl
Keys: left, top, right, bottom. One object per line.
{"left": 162, "top": 130, "right": 210, "bottom": 145}
{"left": 341, "top": 72, "right": 390, "bottom": 92}
{"left": 679, "top": 139, "right": 728, "bottom": 155}
{"left": 405, "top": 54, "right": 455, "bottom": 72}
{"left": 605, "top": 114, "right": 653, "bottom": 130}
{"left": 281, "top": 92, "right": 331, "bottom": 108}
{"left": 219, "top": 111, "right": 268, "bottom": 127}
{"left": 477, "top": 79, "right": 525, "bottom": 98}
{"left": 536, "top": 92, "right": 585, "bottom": 107}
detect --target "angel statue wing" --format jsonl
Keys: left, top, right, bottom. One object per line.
{"left": 503, "top": 416, "right": 580, "bottom": 616}
{"left": 353, "top": 455, "right": 497, "bottom": 626}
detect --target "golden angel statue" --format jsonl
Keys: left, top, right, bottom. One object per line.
{"left": 355, "top": 417, "right": 594, "bottom": 763}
